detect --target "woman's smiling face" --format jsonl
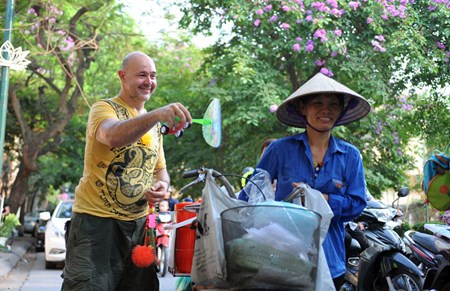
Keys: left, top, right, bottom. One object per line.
{"left": 300, "top": 94, "right": 343, "bottom": 131}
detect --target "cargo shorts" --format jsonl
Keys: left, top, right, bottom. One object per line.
{"left": 61, "top": 213, "right": 159, "bottom": 291}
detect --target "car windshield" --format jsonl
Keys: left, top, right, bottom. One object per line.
{"left": 26, "top": 209, "right": 44, "bottom": 218}
{"left": 56, "top": 202, "right": 73, "bottom": 219}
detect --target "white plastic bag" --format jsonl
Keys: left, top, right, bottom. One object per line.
{"left": 242, "top": 168, "right": 275, "bottom": 204}
{"left": 190, "top": 170, "right": 247, "bottom": 288}
{"left": 294, "top": 184, "right": 335, "bottom": 291}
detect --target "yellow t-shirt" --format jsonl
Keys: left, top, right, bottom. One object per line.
{"left": 73, "top": 97, "right": 166, "bottom": 220}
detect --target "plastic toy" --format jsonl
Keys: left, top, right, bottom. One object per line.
{"left": 159, "top": 98, "right": 222, "bottom": 148}
{"left": 160, "top": 118, "right": 212, "bottom": 137}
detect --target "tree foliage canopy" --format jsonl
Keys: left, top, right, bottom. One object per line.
{"left": 1, "top": 0, "right": 449, "bottom": 207}
{"left": 166, "top": 0, "right": 450, "bottom": 196}
{"left": 1, "top": 0, "right": 155, "bottom": 211}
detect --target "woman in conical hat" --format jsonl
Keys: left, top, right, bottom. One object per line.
{"left": 239, "top": 72, "right": 371, "bottom": 290}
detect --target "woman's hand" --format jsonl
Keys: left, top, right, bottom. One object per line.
{"left": 292, "top": 181, "right": 329, "bottom": 202}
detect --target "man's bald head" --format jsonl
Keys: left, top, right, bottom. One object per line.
{"left": 118, "top": 51, "right": 157, "bottom": 102}
{"left": 121, "top": 51, "right": 152, "bottom": 70}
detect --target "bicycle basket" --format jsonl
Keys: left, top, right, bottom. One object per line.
{"left": 221, "top": 203, "right": 320, "bottom": 290}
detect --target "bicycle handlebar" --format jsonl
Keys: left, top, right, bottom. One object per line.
{"left": 180, "top": 167, "right": 236, "bottom": 199}
{"left": 182, "top": 169, "right": 199, "bottom": 179}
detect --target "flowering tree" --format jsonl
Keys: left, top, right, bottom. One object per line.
{"left": 175, "top": 0, "right": 450, "bottom": 194}
{"left": 2, "top": 0, "right": 148, "bottom": 213}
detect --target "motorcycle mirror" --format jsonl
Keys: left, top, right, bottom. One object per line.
{"left": 397, "top": 187, "right": 409, "bottom": 198}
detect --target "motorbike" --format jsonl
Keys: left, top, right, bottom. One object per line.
{"left": 341, "top": 187, "right": 424, "bottom": 291}
{"left": 155, "top": 211, "right": 172, "bottom": 277}
{"left": 403, "top": 223, "right": 450, "bottom": 291}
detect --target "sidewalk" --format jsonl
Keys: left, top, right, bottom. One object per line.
{"left": 0, "top": 235, "right": 34, "bottom": 278}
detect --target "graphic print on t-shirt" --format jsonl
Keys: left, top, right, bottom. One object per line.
{"left": 100, "top": 100, "right": 159, "bottom": 216}
{"left": 106, "top": 146, "right": 157, "bottom": 214}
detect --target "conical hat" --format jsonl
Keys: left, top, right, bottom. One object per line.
{"left": 276, "top": 73, "right": 371, "bottom": 128}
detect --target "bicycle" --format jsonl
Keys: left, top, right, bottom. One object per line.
{"left": 169, "top": 166, "right": 321, "bottom": 290}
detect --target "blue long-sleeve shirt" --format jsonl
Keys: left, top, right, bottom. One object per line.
{"left": 238, "top": 132, "right": 367, "bottom": 278}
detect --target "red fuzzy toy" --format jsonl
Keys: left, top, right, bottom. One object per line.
{"left": 131, "top": 245, "right": 155, "bottom": 268}
{"left": 131, "top": 204, "right": 157, "bottom": 268}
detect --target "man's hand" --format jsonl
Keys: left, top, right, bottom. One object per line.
{"left": 144, "top": 181, "right": 170, "bottom": 204}
{"left": 155, "top": 102, "right": 192, "bottom": 129}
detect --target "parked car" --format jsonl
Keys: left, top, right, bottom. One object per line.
{"left": 34, "top": 211, "right": 51, "bottom": 252}
{"left": 22, "top": 209, "right": 46, "bottom": 236}
{"left": 44, "top": 200, "right": 73, "bottom": 269}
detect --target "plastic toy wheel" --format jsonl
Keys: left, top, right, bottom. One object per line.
{"left": 156, "top": 245, "right": 168, "bottom": 277}
{"left": 175, "top": 130, "right": 184, "bottom": 138}
{"left": 160, "top": 125, "right": 169, "bottom": 135}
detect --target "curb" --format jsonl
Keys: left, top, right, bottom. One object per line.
{"left": 0, "top": 236, "right": 34, "bottom": 278}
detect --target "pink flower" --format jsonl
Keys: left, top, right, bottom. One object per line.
{"left": 313, "top": 29, "right": 326, "bottom": 38}
{"left": 311, "top": 2, "right": 328, "bottom": 12}
{"left": 61, "top": 37, "right": 75, "bottom": 51}
{"left": 256, "top": 9, "right": 264, "bottom": 15}
{"left": 281, "top": 22, "right": 291, "bottom": 30}
{"left": 49, "top": 5, "right": 62, "bottom": 15}
{"left": 293, "top": 43, "right": 301, "bottom": 52}
{"left": 372, "top": 40, "right": 386, "bottom": 52}
{"left": 282, "top": 5, "right": 291, "bottom": 12}
{"left": 311, "top": 2, "right": 325, "bottom": 10}
{"left": 334, "top": 29, "right": 342, "bottom": 36}
{"left": 330, "top": 8, "right": 340, "bottom": 15}
{"left": 367, "top": 17, "right": 373, "bottom": 24}
{"left": 327, "top": 0, "right": 338, "bottom": 8}
{"left": 436, "top": 42, "right": 445, "bottom": 50}
{"left": 270, "top": 104, "right": 278, "bottom": 113}
{"left": 375, "top": 35, "right": 385, "bottom": 42}
{"left": 387, "top": 6, "right": 400, "bottom": 17}
{"left": 314, "top": 59, "right": 326, "bottom": 66}
{"left": 402, "top": 104, "right": 413, "bottom": 111}
{"left": 295, "top": 37, "right": 303, "bottom": 42}
{"left": 269, "top": 15, "right": 278, "bottom": 22}
{"left": 264, "top": 5, "right": 273, "bottom": 12}
{"left": 27, "top": 8, "right": 37, "bottom": 16}
{"left": 320, "top": 67, "right": 334, "bottom": 77}
{"left": 305, "top": 40, "right": 315, "bottom": 52}
{"left": 254, "top": 19, "right": 261, "bottom": 27}
{"left": 348, "top": 1, "right": 360, "bottom": 10}
{"left": 313, "top": 29, "right": 328, "bottom": 42}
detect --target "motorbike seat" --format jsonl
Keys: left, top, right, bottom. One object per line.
{"left": 411, "top": 232, "right": 440, "bottom": 254}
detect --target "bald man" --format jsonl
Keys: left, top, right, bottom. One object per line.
{"left": 62, "top": 52, "right": 192, "bottom": 291}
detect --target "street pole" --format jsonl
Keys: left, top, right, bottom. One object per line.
{"left": 0, "top": 0, "right": 16, "bottom": 219}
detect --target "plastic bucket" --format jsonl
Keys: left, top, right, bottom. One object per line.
{"left": 221, "top": 203, "right": 321, "bottom": 290}
{"left": 173, "top": 202, "right": 197, "bottom": 274}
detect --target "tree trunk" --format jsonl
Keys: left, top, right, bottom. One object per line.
{"left": 7, "top": 163, "right": 31, "bottom": 216}
{"left": 5, "top": 3, "right": 101, "bottom": 218}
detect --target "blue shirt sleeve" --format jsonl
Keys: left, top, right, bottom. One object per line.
{"left": 327, "top": 148, "right": 367, "bottom": 223}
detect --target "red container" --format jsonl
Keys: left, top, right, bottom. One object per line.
{"left": 174, "top": 202, "right": 197, "bottom": 274}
